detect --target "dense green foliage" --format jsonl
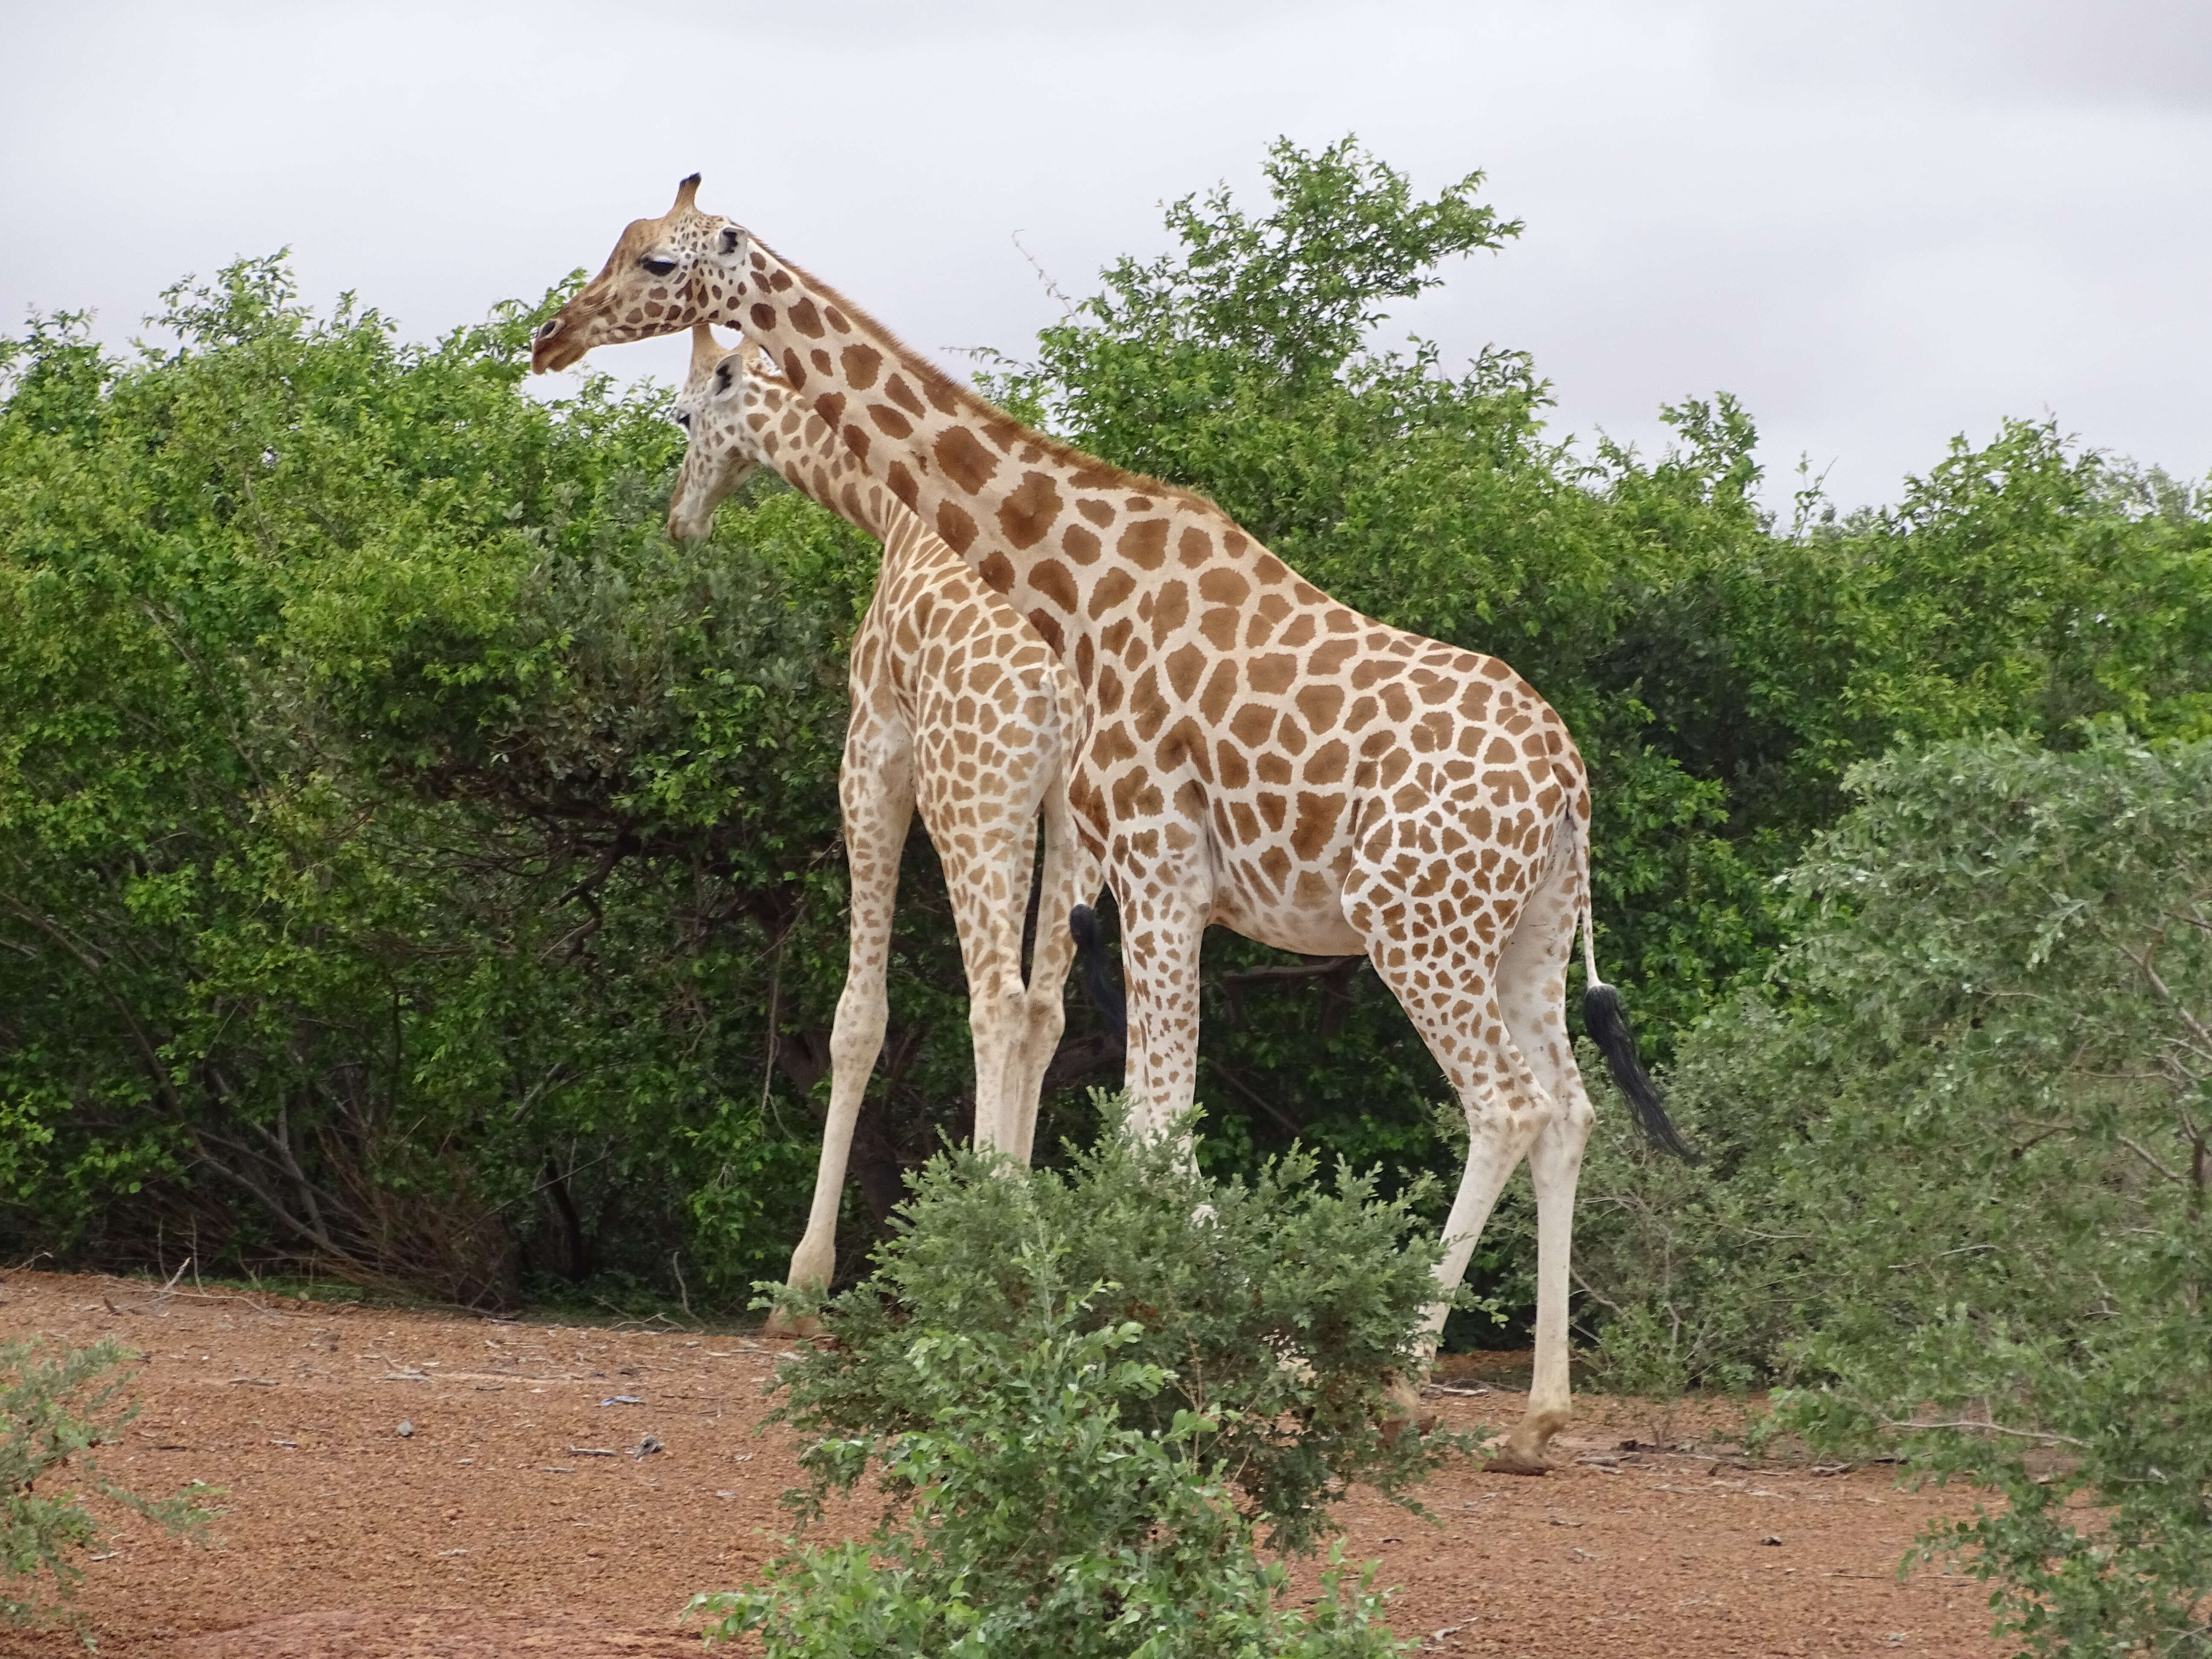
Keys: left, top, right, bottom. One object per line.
{"left": 763, "top": 1106, "right": 1457, "bottom": 1556}
{"left": 4, "top": 135, "right": 2209, "bottom": 1340}
{"left": 3, "top": 1337, "right": 212, "bottom": 1628}
{"left": 1573, "top": 730, "right": 2211, "bottom": 1653}
{"left": 0, "top": 264, "right": 1016, "bottom": 1303}
{"left": 989, "top": 138, "right": 2212, "bottom": 1171}
{"left": 697, "top": 1129, "right": 1425, "bottom": 1656}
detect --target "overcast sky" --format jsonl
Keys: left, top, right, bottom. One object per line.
{"left": 4, "top": 0, "right": 2206, "bottom": 511}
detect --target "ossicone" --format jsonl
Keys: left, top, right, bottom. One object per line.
{"left": 672, "top": 172, "right": 703, "bottom": 214}
{"left": 687, "top": 321, "right": 725, "bottom": 382}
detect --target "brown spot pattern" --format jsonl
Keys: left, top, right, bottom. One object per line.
{"left": 936, "top": 426, "right": 999, "bottom": 494}
{"left": 998, "top": 471, "right": 1063, "bottom": 551}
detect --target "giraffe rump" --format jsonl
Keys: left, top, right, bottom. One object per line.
{"left": 1581, "top": 983, "right": 1697, "bottom": 1162}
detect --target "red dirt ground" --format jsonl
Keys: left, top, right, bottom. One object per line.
{"left": 0, "top": 1268, "right": 2008, "bottom": 1657}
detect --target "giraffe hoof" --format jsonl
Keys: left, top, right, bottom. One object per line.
{"left": 1483, "top": 1442, "right": 1552, "bottom": 1476}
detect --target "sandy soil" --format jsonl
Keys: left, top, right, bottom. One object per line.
{"left": 0, "top": 1268, "right": 2006, "bottom": 1657}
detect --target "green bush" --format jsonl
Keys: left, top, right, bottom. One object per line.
{"left": 1575, "top": 727, "right": 2212, "bottom": 1653}
{"left": 762, "top": 1105, "right": 1460, "bottom": 1557}
{"left": 694, "top": 1278, "right": 1406, "bottom": 1658}
{"left": 3, "top": 1336, "right": 213, "bottom": 1630}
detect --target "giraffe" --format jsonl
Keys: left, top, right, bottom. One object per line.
{"left": 532, "top": 178, "right": 1694, "bottom": 1472}
{"left": 665, "top": 323, "right": 1097, "bottom": 1321}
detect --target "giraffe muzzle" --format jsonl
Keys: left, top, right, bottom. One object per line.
{"left": 530, "top": 314, "right": 588, "bottom": 374}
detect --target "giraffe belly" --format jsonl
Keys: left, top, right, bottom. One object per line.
{"left": 1207, "top": 850, "right": 1365, "bottom": 957}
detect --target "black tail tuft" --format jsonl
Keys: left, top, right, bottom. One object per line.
{"left": 1584, "top": 982, "right": 1698, "bottom": 1162}
{"left": 1069, "top": 904, "right": 1126, "bottom": 1037}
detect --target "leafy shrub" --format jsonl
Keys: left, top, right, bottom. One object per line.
{"left": 3, "top": 1336, "right": 213, "bottom": 1629}
{"left": 762, "top": 1102, "right": 1461, "bottom": 1556}
{"left": 694, "top": 1278, "right": 1406, "bottom": 1658}
{"left": 1575, "top": 727, "right": 2212, "bottom": 1653}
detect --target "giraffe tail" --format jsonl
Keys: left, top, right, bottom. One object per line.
{"left": 1068, "top": 904, "right": 1127, "bottom": 1038}
{"left": 1578, "top": 896, "right": 1699, "bottom": 1164}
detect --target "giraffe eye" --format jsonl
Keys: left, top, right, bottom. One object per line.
{"left": 640, "top": 256, "right": 678, "bottom": 277}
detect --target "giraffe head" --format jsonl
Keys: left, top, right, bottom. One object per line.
{"left": 666, "top": 323, "right": 768, "bottom": 543}
{"left": 532, "top": 175, "right": 752, "bottom": 373}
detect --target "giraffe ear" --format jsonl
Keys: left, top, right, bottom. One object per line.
{"left": 671, "top": 173, "right": 702, "bottom": 215}
{"left": 713, "top": 222, "right": 748, "bottom": 264}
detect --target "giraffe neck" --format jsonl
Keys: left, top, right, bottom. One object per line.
{"left": 712, "top": 241, "right": 1312, "bottom": 686}
{"left": 742, "top": 377, "right": 906, "bottom": 548}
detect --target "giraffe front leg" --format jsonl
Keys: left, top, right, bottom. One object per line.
{"left": 768, "top": 726, "right": 914, "bottom": 1336}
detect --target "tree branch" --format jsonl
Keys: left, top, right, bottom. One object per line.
{"left": 2123, "top": 943, "right": 2212, "bottom": 1057}
{"left": 1218, "top": 955, "right": 1367, "bottom": 989}
{"left": 2115, "top": 1134, "right": 2184, "bottom": 1185}
{"left": 1881, "top": 1414, "right": 2083, "bottom": 1447}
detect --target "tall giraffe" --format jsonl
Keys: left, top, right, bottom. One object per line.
{"left": 533, "top": 178, "right": 1692, "bottom": 1472}
{"left": 667, "top": 323, "right": 1097, "bottom": 1318}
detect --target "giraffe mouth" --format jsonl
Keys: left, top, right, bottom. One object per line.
{"left": 531, "top": 314, "right": 591, "bottom": 374}
{"left": 532, "top": 293, "right": 625, "bottom": 373}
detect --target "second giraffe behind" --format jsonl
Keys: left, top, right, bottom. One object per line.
{"left": 667, "top": 325, "right": 1100, "bottom": 1324}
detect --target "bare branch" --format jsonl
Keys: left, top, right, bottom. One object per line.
{"left": 1881, "top": 1415, "right": 2084, "bottom": 1448}
{"left": 1219, "top": 955, "right": 1367, "bottom": 990}
{"left": 0, "top": 892, "right": 180, "bottom": 1114}
{"left": 1201, "top": 1060, "right": 1303, "bottom": 1139}
{"left": 2122, "top": 944, "right": 2212, "bottom": 1057}
{"left": 2115, "top": 1135, "right": 2185, "bottom": 1184}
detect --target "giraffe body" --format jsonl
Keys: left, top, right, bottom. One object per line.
{"left": 536, "top": 180, "right": 1690, "bottom": 1469}
{"left": 667, "top": 326, "right": 1096, "bottom": 1314}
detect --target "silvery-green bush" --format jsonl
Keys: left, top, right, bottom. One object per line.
{"left": 700, "top": 1113, "right": 1461, "bottom": 1657}
{"left": 1572, "top": 727, "right": 2212, "bottom": 1655}
{"left": 3, "top": 1337, "right": 213, "bottom": 1630}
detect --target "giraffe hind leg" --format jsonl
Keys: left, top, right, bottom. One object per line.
{"left": 1487, "top": 846, "right": 1595, "bottom": 1472}
{"left": 1344, "top": 841, "right": 1561, "bottom": 1464}
{"left": 924, "top": 788, "right": 1036, "bottom": 1160}
{"left": 1006, "top": 777, "right": 1097, "bottom": 1166}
